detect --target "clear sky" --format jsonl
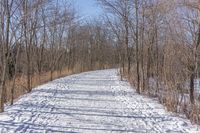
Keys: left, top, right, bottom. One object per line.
{"left": 73, "top": 0, "right": 102, "bottom": 18}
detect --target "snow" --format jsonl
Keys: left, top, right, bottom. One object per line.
{"left": 0, "top": 69, "right": 199, "bottom": 133}
{"left": 194, "top": 78, "right": 200, "bottom": 93}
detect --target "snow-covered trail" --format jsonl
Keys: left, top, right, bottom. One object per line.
{"left": 0, "top": 69, "right": 199, "bottom": 133}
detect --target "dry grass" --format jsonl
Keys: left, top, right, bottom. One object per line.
{"left": 122, "top": 67, "right": 200, "bottom": 125}
{"left": 190, "top": 105, "right": 200, "bottom": 124}
{"left": 5, "top": 67, "right": 74, "bottom": 103}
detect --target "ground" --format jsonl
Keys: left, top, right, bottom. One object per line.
{"left": 0, "top": 69, "right": 199, "bottom": 133}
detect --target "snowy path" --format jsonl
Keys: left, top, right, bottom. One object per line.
{"left": 0, "top": 69, "right": 200, "bottom": 133}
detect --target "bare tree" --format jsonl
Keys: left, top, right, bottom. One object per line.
{"left": 0, "top": 0, "right": 14, "bottom": 112}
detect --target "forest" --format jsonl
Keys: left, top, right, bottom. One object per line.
{"left": 0, "top": 0, "right": 200, "bottom": 125}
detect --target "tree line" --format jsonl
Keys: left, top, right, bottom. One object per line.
{"left": 97, "top": 0, "right": 200, "bottom": 124}
{"left": 1, "top": 0, "right": 200, "bottom": 124}
{"left": 0, "top": 0, "right": 116, "bottom": 112}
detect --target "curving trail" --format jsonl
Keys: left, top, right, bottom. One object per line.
{"left": 0, "top": 69, "right": 199, "bottom": 133}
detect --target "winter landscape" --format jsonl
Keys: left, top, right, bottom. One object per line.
{"left": 0, "top": 69, "right": 199, "bottom": 132}
{"left": 1, "top": 0, "right": 200, "bottom": 133}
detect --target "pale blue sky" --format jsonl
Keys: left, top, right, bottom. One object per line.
{"left": 73, "top": 0, "right": 102, "bottom": 18}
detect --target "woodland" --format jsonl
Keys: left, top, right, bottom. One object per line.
{"left": 0, "top": 0, "right": 200, "bottom": 124}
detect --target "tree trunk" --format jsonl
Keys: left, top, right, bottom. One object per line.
{"left": 190, "top": 72, "right": 195, "bottom": 104}
{"left": 11, "top": 44, "right": 20, "bottom": 105}
{"left": 135, "top": 0, "right": 140, "bottom": 94}
{"left": 0, "top": 0, "right": 11, "bottom": 112}
{"left": 0, "top": 62, "right": 7, "bottom": 112}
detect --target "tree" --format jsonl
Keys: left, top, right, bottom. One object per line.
{"left": 0, "top": 0, "right": 14, "bottom": 112}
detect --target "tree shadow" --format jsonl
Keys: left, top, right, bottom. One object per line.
{"left": 0, "top": 70, "right": 192, "bottom": 133}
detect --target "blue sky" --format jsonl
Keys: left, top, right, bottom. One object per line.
{"left": 73, "top": 0, "right": 102, "bottom": 18}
